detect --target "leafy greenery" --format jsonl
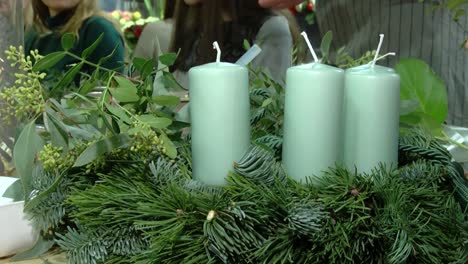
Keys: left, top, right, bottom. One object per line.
{"left": 0, "top": 32, "right": 466, "bottom": 264}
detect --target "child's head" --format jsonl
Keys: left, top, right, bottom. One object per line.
{"left": 171, "top": 0, "right": 272, "bottom": 71}
{"left": 32, "top": 0, "right": 100, "bottom": 34}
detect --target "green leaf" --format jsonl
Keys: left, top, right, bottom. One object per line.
{"left": 10, "top": 237, "right": 55, "bottom": 261}
{"left": 73, "top": 134, "right": 130, "bottom": 167}
{"left": 320, "top": 31, "right": 333, "bottom": 60}
{"left": 13, "top": 120, "right": 44, "bottom": 197}
{"left": 446, "top": 0, "right": 468, "bottom": 11}
{"left": 2, "top": 179, "right": 24, "bottom": 201}
{"left": 78, "top": 78, "right": 98, "bottom": 96}
{"left": 160, "top": 133, "right": 177, "bottom": 159}
{"left": 453, "top": 8, "right": 466, "bottom": 21}
{"left": 32, "top": 52, "right": 66, "bottom": 72}
{"left": 82, "top": 34, "right": 103, "bottom": 58}
{"left": 159, "top": 53, "right": 178, "bottom": 66}
{"left": 395, "top": 58, "right": 448, "bottom": 128}
{"left": 52, "top": 62, "right": 83, "bottom": 92}
{"left": 44, "top": 111, "right": 69, "bottom": 151}
{"left": 261, "top": 98, "right": 273, "bottom": 108}
{"left": 137, "top": 114, "right": 172, "bottom": 129}
{"left": 98, "top": 46, "right": 117, "bottom": 66}
{"left": 61, "top": 33, "right": 76, "bottom": 51}
{"left": 133, "top": 57, "right": 154, "bottom": 79}
{"left": 161, "top": 71, "right": 186, "bottom": 91}
{"left": 400, "top": 100, "right": 420, "bottom": 116}
{"left": 110, "top": 76, "right": 139, "bottom": 102}
{"left": 243, "top": 39, "right": 252, "bottom": 51}
{"left": 153, "top": 95, "right": 180, "bottom": 107}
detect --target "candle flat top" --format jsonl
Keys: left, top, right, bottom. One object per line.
{"left": 346, "top": 64, "right": 398, "bottom": 76}
{"left": 290, "top": 62, "right": 344, "bottom": 73}
{"left": 189, "top": 62, "right": 246, "bottom": 72}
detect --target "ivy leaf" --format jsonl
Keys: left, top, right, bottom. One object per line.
{"left": 82, "top": 34, "right": 103, "bottom": 58}
{"left": 109, "top": 76, "right": 139, "bottom": 102}
{"left": 73, "top": 134, "right": 130, "bottom": 167}
{"left": 32, "top": 52, "right": 66, "bottom": 72}
{"left": 159, "top": 53, "right": 178, "bottom": 66}
{"left": 13, "top": 120, "right": 44, "bottom": 198}
{"left": 153, "top": 95, "right": 180, "bottom": 107}
{"left": 395, "top": 58, "right": 448, "bottom": 127}
{"left": 160, "top": 133, "right": 177, "bottom": 159}
{"left": 61, "top": 33, "right": 76, "bottom": 51}
{"left": 137, "top": 114, "right": 172, "bottom": 129}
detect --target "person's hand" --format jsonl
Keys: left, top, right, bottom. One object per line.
{"left": 258, "top": 0, "right": 303, "bottom": 9}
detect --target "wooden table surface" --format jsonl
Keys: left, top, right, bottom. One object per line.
{"left": 0, "top": 252, "right": 66, "bottom": 264}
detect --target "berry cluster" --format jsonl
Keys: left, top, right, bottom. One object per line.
{"left": 0, "top": 46, "right": 46, "bottom": 124}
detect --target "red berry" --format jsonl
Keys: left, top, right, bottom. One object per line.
{"left": 288, "top": 6, "right": 297, "bottom": 14}
{"left": 307, "top": 2, "right": 314, "bottom": 12}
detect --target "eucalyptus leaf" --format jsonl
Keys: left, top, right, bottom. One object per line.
{"left": 153, "top": 95, "right": 180, "bottom": 107}
{"left": 395, "top": 58, "right": 448, "bottom": 127}
{"left": 137, "top": 114, "right": 172, "bottom": 129}
{"left": 61, "top": 33, "right": 76, "bottom": 51}
{"left": 110, "top": 76, "right": 139, "bottom": 102}
{"left": 10, "top": 237, "right": 55, "bottom": 261}
{"left": 2, "top": 179, "right": 24, "bottom": 201}
{"left": 105, "top": 103, "right": 132, "bottom": 124}
{"left": 73, "top": 134, "right": 130, "bottom": 167}
{"left": 13, "top": 120, "right": 44, "bottom": 197}
{"left": 160, "top": 133, "right": 177, "bottom": 159}
{"left": 32, "top": 52, "right": 66, "bottom": 72}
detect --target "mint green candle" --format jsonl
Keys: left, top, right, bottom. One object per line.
{"left": 343, "top": 64, "right": 400, "bottom": 174}
{"left": 282, "top": 62, "right": 345, "bottom": 182}
{"left": 343, "top": 35, "right": 400, "bottom": 174}
{"left": 189, "top": 48, "right": 250, "bottom": 186}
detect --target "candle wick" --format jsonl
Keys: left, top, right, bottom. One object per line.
{"left": 371, "top": 34, "right": 385, "bottom": 68}
{"left": 301, "top": 31, "right": 319, "bottom": 63}
{"left": 213, "top": 41, "right": 221, "bottom": 63}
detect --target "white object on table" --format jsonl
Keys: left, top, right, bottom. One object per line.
{"left": 0, "top": 176, "right": 37, "bottom": 258}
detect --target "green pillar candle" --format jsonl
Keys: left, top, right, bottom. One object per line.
{"left": 282, "top": 32, "right": 345, "bottom": 182}
{"left": 343, "top": 35, "right": 400, "bottom": 174}
{"left": 189, "top": 42, "right": 250, "bottom": 186}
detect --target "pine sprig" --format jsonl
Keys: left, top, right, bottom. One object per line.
{"left": 56, "top": 227, "right": 109, "bottom": 264}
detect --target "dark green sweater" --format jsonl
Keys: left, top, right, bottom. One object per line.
{"left": 25, "top": 12, "right": 125, "bottom": 77}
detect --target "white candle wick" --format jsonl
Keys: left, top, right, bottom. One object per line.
{"left": 301, "top": 31, "right": 319, "bottom": 63}
{"left": 213, "top": 41, "right": 221, "bottom": 63}
{"left": 371, "top": 34, "right": 385, "bottom": 68}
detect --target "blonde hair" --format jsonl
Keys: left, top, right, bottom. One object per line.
{"left": 31, "top": 0, "right": 120, "bottom": 36}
